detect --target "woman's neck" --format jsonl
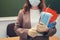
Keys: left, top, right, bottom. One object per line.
{"left": 31, "top": 6, "right": 39, "bottom": 10}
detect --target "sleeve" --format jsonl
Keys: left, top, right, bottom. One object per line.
{"left": 14, "top": 10, "right": 29, "bottom": 39}
{"left": 45, "top": 22, "right": 57, "bottom": 36}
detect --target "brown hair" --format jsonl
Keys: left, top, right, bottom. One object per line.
{"left": 23, "top": 0, "right": 46, "bottom": 13}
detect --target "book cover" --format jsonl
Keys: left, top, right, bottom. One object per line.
{"left": 40, "top": 12, "right": 53, "bottom": 26}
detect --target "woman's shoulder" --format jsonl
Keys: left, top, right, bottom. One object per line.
{"left": 18, "top": 9, "right": 25, "bottom": 14}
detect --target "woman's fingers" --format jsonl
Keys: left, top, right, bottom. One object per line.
{"left": 28, "top": 29, "right": 39, "bottom": 37}
{"left": 36, "top": 23, "right": 49, "bottom": 32}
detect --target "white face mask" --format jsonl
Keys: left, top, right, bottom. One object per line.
{"left": 29, "top": 0, "right": 40, "bottom": 6}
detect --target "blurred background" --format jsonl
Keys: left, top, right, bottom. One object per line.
{"left": 0, "top": 0, "right": 60, "bottom": 39}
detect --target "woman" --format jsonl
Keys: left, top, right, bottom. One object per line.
{"left": 14, "top": 0, "right": 56, "bottom": 40}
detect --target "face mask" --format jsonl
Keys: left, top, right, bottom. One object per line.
{"left": 29, "top": 0, "right": 40, "bottom": 6}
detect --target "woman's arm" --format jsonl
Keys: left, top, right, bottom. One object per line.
{"left": 35, "top": 22, "right": 57, "bottom": 36}
{"left": 46, "top": 27, "right": 57, "bottom": 36}
{"left": 46, "top": 22, "right": 57, "bottom": 36}
{"left": 14, "top": 9, "right": 29, "bottom": 39}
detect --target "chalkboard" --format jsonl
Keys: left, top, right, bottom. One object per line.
{"left": 0, "top": 0, "right": 26, "bottom": 17}
{"left": 0, "top": 0, "right": 60, "bottom": 17}
{"left": 45, "top": 0, "right": 60, "bottom": 14}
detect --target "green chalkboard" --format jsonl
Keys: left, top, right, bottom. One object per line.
{"left": 0, "top": 0, "right": 60, "bottom": 17}
{"left": 45, "top": 0, "right": 60, "bottom": 14}
{"left": 0, "top": 0, "right": 26, "bottom": 17}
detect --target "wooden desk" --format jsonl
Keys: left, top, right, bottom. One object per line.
{"left": 0, "top": 36, "right": 60, "bottom": 40}
{"left": 49, "top": 36, "right": 60, "bottom": 40}
{"left": 0, "top": 36, "right": 19, "bottom": 40}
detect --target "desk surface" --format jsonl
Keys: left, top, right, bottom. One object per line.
{"left": 0, "top": 36, "right": 20, "bottom": 40}
{"left": 0, "top": 36, "right": 60, "bottom": 40}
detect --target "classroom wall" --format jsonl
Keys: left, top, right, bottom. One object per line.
{"left": 0, "top": 20, "right": 15, "bottom": 38}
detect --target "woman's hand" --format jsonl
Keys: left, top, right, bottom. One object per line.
{"left": 28, "top": 28, "right": 40, "bottom": 37}
{"left": 35, "top": 22, "right": 49, "bottom": 32}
